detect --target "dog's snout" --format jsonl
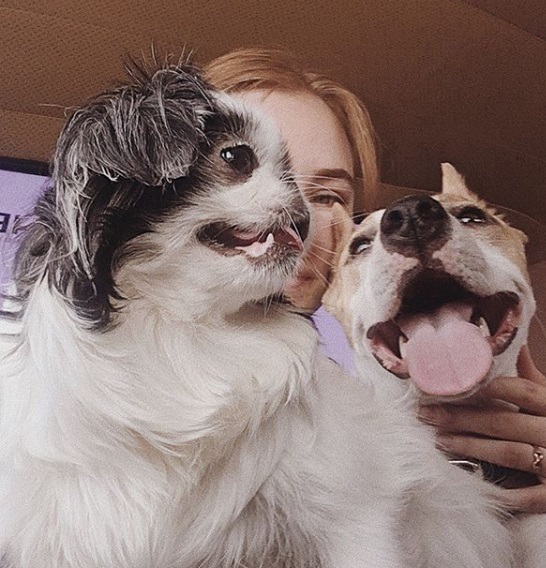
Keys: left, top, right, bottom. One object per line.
{"left": 380, "top": 195, "right": 450, "bottom": 255}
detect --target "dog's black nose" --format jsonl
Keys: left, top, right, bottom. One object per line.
{"left": 380, "top": 195, "right": 450, "bottom": 255}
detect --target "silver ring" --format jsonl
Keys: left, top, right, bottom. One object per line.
{"left": 532, "top": 446, "right": 544, "bottom": 472}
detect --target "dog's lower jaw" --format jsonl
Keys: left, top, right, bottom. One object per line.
{"left": 113, "top": 245, "right": 302, "bottom": 322}
{"left": 343, "top": 268, "right": 535, "bottom": 402}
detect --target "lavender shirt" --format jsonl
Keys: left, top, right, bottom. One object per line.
{"left": 312, "top": 305, "right": 356, "bottom": 374}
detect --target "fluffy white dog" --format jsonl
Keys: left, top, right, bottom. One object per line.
{"left": 0, "top": 63, "right": 513, "bottom": 568}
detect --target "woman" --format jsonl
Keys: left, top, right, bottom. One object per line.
{"left": 205, "top": 47, "right": 546, "bottom": 513}
{"left": 207, "top": 47, "right": 378, "bottom": 314}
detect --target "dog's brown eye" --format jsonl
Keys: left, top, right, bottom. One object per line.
{"left": 349, "top": 236, "right": 372, "bottom": 255}
{"left": 220, "top": 145, "right": 257, "bottom": 176}
{"left": 456, "top": 206, "right": 488, "bottom": 225}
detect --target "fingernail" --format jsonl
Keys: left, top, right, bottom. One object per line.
{"left": 435, "top": 433, "right": 452, "bottom": 451}
{"left": 418, "top": 407, "right": 438, "bottom": 425}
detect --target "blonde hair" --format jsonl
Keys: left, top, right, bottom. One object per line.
{"left": 204, "top": 47, "right": 378, "bottom": 213}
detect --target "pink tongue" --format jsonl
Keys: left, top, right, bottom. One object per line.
{"left": 398, "top": 303, "right": 493, "bottom": 396}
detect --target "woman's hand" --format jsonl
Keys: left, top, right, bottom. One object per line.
{"left": 419, "top": 346, "right": 546, "bottom": 513}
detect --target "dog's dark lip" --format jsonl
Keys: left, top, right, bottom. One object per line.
{"left": 367, "top": 320, "right": 411, "bottom": 379}
{"left": 366, "top": 270, "right": 522, "bottom": 380}
{"left": 197, "top": 219, "right": 309, "bottom": 259}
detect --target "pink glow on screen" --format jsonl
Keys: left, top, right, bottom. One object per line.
{"left": 0, "top": 169, "right": 48, "bottom": 295}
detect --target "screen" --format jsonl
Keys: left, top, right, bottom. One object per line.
{"left": 0, "top": 167, "right": 48, "bottom": 307}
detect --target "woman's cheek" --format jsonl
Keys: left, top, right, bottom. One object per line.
{"left": 311, "top": 208, "right": 336, "bottom": 260}
{"left": 281, "top": 208, "right": 336, "bottom": 311}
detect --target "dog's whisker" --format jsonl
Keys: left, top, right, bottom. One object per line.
{"left": 280, "top": 204, "right": 305, "bottom": 241}
{"left": 300, "top": 253, "right": 333, "bottom": 285}
{"left": 307, "top": 244, "right": 336, "bottom": 259}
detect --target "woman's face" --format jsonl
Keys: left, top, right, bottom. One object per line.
{"left": 240, "top": 90, "right": 356, "bottom": 311}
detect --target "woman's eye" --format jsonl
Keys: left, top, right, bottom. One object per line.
{"left": 308, "top": 192, "right": 345, "bottom": 207}
{"left": 220, "top": 145, "right": 257, "bottom": 175}
{"left": 349, "top": 236, "right": 372, "bottom": 255}
{"left": 456, "top": 206, "right": 488, "bottom": 225}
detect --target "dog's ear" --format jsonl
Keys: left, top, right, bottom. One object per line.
{"left": 441, "top": 163, "right": 478, "bottom": 200}
{"left": 54, "top": 63, "right": 213, "bottom": 188}
{"left": 15, "top": 62, "right": 217, "bottom": 329}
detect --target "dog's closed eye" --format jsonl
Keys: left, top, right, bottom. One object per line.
{"left": 454, "top": 206, "right": 489, "bottom": 225}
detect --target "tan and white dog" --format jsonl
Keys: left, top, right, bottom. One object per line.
{"left": 324, "top": 163, "right": 544, "bottom": 566}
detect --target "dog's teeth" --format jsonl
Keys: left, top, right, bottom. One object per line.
{"left": 477, "top": 317, "right": 491, "bottom": 337}
{"left": 236, "top": 232, "right": 275, "bottom": 258}
{"left": 399, "top": 336, "right": 408, "bottom": 359}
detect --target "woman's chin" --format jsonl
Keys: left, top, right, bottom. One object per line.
{"left": 283, "top": 276, "right": 326, "bottom": 312}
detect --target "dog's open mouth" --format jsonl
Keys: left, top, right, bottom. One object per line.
{"left": 198, "top": 219, "right": 309, "bottom": 261}
{"left": 367, "top": 270, "right": 521, "bottom": 397}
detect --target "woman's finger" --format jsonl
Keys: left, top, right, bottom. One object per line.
{"left": 419, "top": 405, "right": 546, "bottom": 448}
{"left": 500, "top": 483, "right": 546, "bottom": 514}
{"left": 481, "top": 376, "right": 546, "bottom": 416}
{"left": 517, "top": 345, "right": 546, "bottom": 386}
{"left": 436, "top": 433, "right": 546, "bottom": 476}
